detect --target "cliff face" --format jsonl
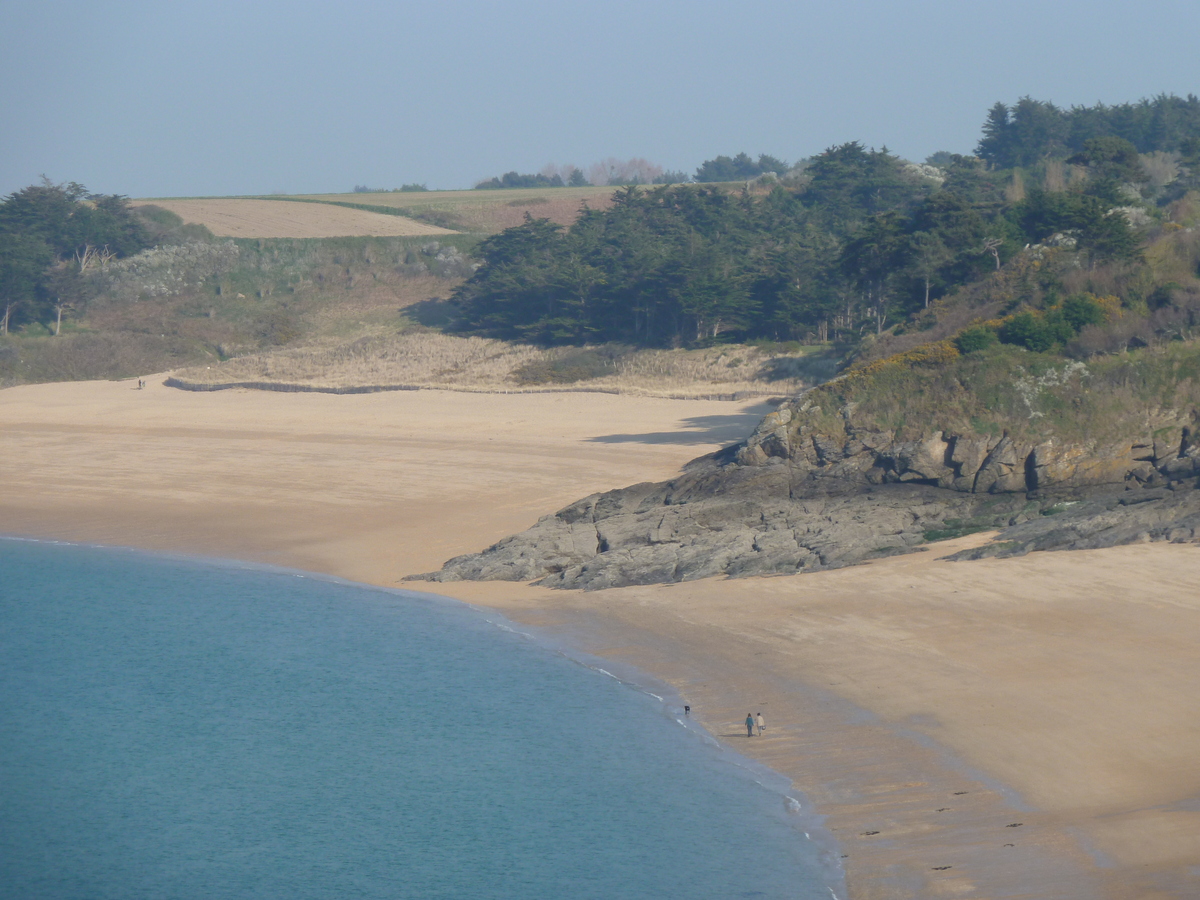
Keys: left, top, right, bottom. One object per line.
{"left": 414, "top": 344, "right": 1200, "bottom": 590}
{"left": 736, "top": 400, "right": 1200, "bottom": 495}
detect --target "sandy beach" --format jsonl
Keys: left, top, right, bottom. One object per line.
{"left": 3, "top": 377, "right": 1199, "bottom": 898}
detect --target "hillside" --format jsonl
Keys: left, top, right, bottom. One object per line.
{"left": 134, "top": 185, "right": 620, "bottom": 238}
{"left": 0, "top": 226, "right": 479, "bottom": 385}
{"left": 130, "top": 199, "right": 454, "bottom": 238}
{"left": 289, "top": 186, "right": 617, "bottom": 234}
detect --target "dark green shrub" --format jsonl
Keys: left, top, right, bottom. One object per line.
{"left": 998, "top": 311, "right": 1073, "bottom": 352}
{"left": 955, "top": 325, "right": 998, "bottom": 353}
{"left": 1041, "top": 308, "right": 1079, "bottom": 344}
{"left": 1061, "top": 293, "right": 1106, "bottom": 330}
{"left": 999, "top": 312, "right": 1052, "bottom": 351}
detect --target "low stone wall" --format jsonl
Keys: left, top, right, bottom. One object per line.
{"left": 164, "top": 377, "right": 422, "bottom": 395}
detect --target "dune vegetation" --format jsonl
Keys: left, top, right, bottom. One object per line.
{"left": 169, "top": 334, "right": 828, "bottom": 398}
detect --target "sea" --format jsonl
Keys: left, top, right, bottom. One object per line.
{"left": 0, "top": 538, "right": 841, "bottom": 899}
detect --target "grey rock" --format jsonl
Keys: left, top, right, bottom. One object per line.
{"left": 414, "top": 451, "right": 1036, "bottom": 590}
{"left": 412, "top": 395, "right": 1200, "bottom": 590}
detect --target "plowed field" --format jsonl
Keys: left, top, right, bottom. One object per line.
{"left": 294, "top": 187, "right": 617, "bottom": 232}
{"left": 134, "top": 198, "right": 455, "bottom": 238}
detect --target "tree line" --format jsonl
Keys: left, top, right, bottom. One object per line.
{"left": 693, "top": 153, "right": 790, "bottom": 182}
{"left": 0, "top": 180, "right": 154, "bottom": 334}
{"left": 449, "top": 136, "right": 1146, "bottom": 348}
{"left": 473, "top": 152, "right": 793, "bottom": 189}
{"left": 977, "top": 93, "right": 1200, "bottom": 169}
{"left": 474, "top": 159, "right": 686, "bottom": 189}
{"left": 476, "top": 170, "right": 589, "bottom": 189}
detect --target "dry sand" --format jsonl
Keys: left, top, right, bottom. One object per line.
{"left": 3, "top": 377, "right": 1199, "bottom": 899}
{"left": 132, "top": 198, "right": 455, "bottom": 238}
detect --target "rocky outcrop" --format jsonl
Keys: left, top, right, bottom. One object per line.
{"left": 946, "top": 483, "right": 1200, "bottom": 561}
{"left": 413, "top": 422, "right": 1200, "bottom": 589}
{"left": 415, "top": 455, "right": 1027, "bottom": 589}
{"left": 412, "top": 387, "right": 1200, "bottom": 590}
{"left": 735, "top": 401, "right": 1200, "bottom": 495}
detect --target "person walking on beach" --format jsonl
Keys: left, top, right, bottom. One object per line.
{"left": 684, "top": 705, "right": 690, "bottom": 717}
{"left": 746, "top": 713, "right": 755, "bottom": 737}
{"left": 756, "top": 713, "right": 765, "bottom": 736}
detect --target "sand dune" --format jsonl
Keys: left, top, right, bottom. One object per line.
{"left": 133, "top": 198, "right": 455, "bottom": 238}
{"left": 2, "top": 376, "right": 1199, "bottom": 898}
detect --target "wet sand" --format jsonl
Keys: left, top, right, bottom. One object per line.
{"left": 3, "top": 377, "right": 1199, "bottom": 898}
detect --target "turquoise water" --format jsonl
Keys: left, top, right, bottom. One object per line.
{"left": 0, "top": 539, "right": 838, "bottom": 899}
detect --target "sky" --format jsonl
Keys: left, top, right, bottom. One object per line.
{"left": 3, "top": 0, "right": 1199, "bottom": 198}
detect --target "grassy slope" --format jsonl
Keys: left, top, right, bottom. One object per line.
{"left": 802, "top": 340, "right": 1200, "bottom": 448}
{"left": 136, "top": 182, "right": 757, "bottom": 236}
{"left": 796, "top": 224, "right": 1200, "bottom": 450}
{"left": 0, "top": 235, "right": 477, "bottom": 385}
{"left": 129, "top": 199, "right": 456, "bottom": 239}
{"left": 137, "top": 186, "right": 622, "bottom": 235}
{"left": 284, "top": 186, "right": 618, "bottom": 233}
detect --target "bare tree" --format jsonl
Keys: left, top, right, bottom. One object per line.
{"left": 74, "top": 244, "right": 115, "bottom": 273}
{"left": 981, "top": 237, "right": 1003, "bottom": 270}
{"left": 53, "top": 298, "right": 69, "bottom": 336}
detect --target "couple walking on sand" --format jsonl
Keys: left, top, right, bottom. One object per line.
{"left": 745, "top": 713, "right": 765, "bottom": 737}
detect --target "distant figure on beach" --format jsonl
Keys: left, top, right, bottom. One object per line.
{"left": 137, "top": 379, "right": 143, "bottom": 390}
{"left": 684, "top": 705, "right": 690, "bottom": 717}
{"left": 756, "top": 713, "right": 765, "bottom": 735}
{"left": 746, "top": 713, "right": 755, "bottom": 737}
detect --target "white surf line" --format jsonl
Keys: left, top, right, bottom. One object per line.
{"left": 481, "top": 618, "right": 535, "bottom": 639}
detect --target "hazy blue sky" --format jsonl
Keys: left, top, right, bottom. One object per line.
{"left": 3, "top": 0, "right": 1199, "bottom": 198}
